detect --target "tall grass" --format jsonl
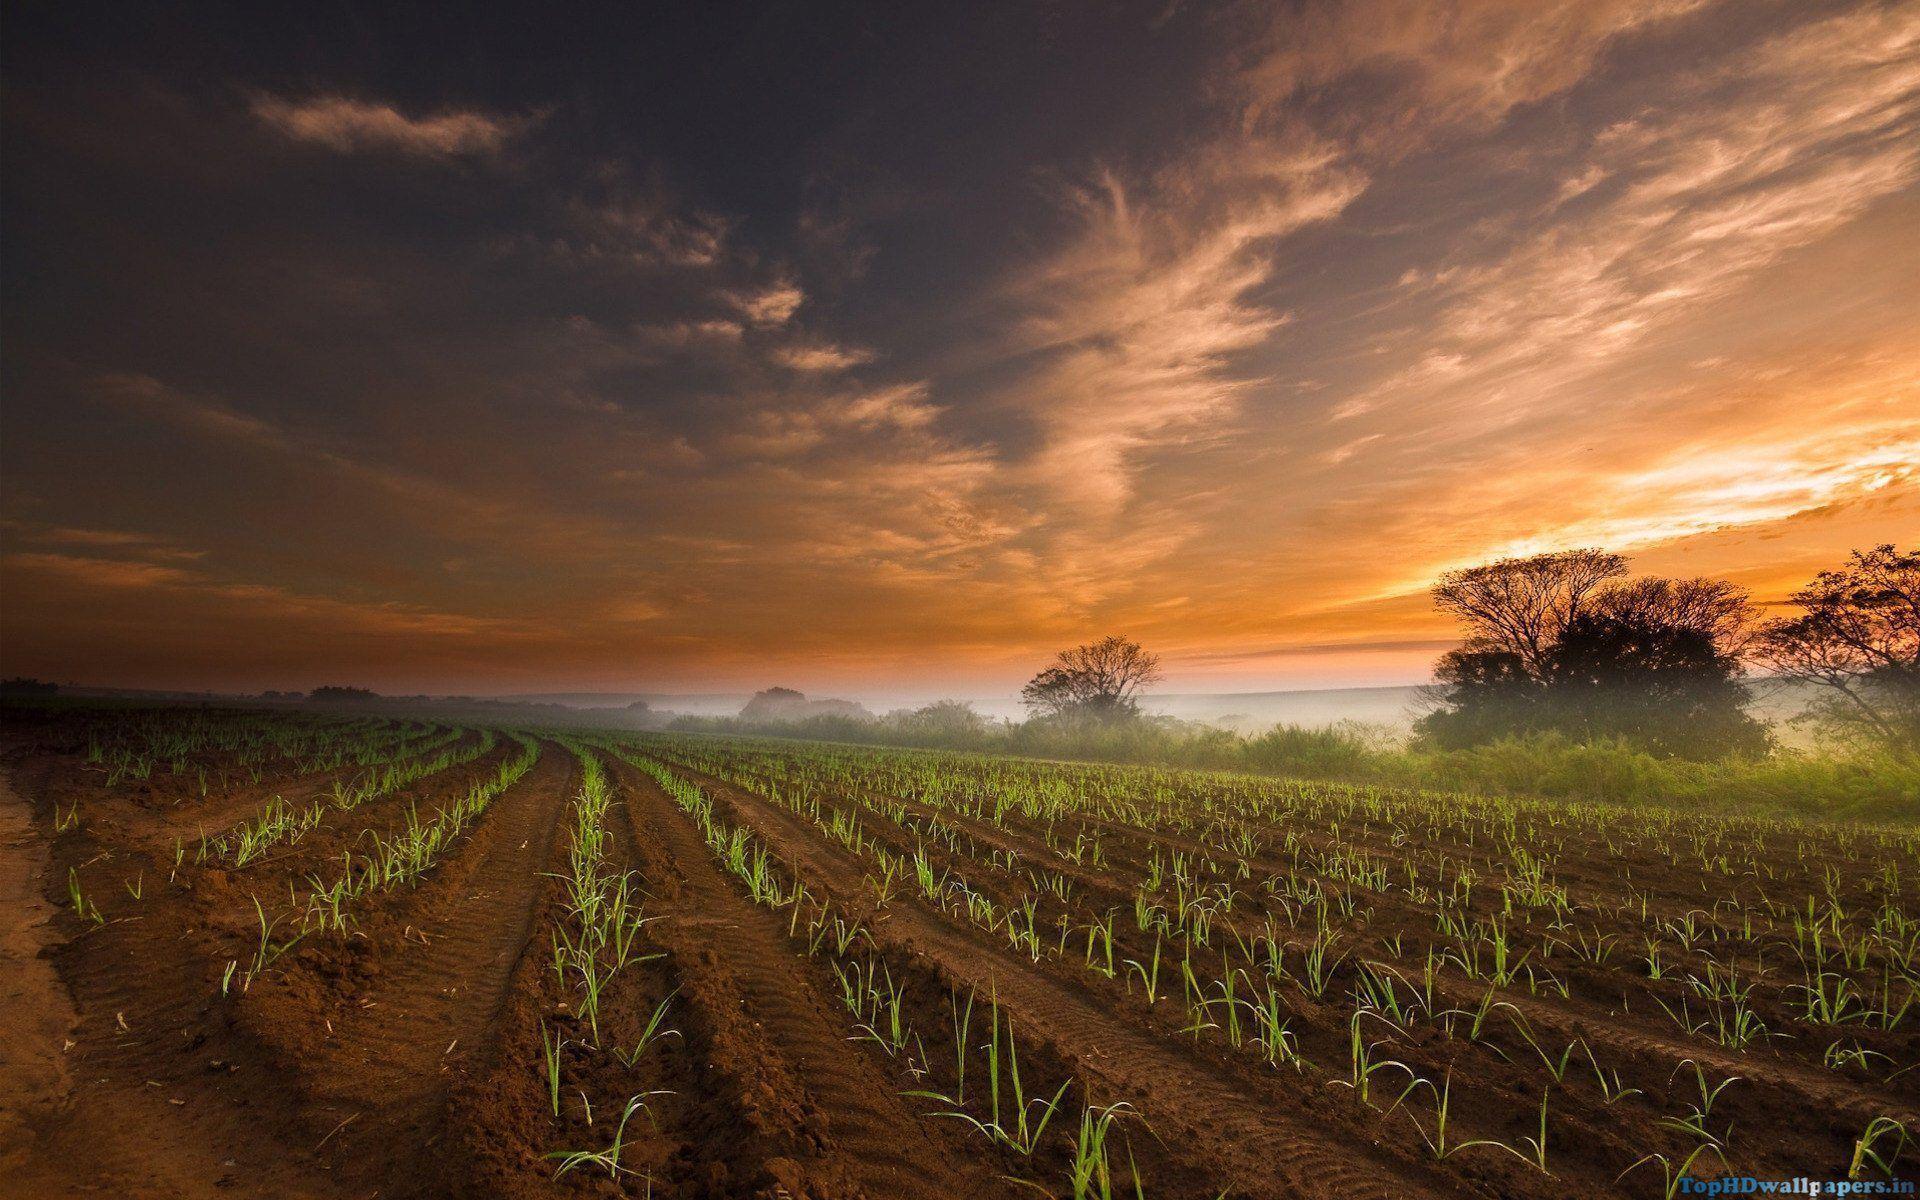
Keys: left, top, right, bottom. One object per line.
{"left": 667, "top": 712, "right": 1916, "bottom": 823}
{"left": 1311, "top": 734, "right": 1919, "bottom": 824}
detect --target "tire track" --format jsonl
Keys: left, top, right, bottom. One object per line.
{"left": 297, "top": 741, "right": 574, "bottom": 1191}
{"left": 610, "top": 754, "right": 1027, "bottom": 1200}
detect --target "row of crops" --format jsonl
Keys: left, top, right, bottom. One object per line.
{"left": 32, "top": 704, "right": 1916, "bottom": 1195}
{"left": 607, "top": 731, "right": 1917, "bottom": 1190}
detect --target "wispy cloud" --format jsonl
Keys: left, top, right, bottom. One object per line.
{"left": 8, "top": 2, "right": 1916, "bottom": 692}
{"left": 1238, "top": 0, "right": 1710, "bottom": 148}
{"left": 5, "top": 549, "right": 531, "bottom": 640}
{"left": 979, "top": 1, "right": 1717, "bottom": 519}
{"left": 251, "top": 94, "right": 526, "bottom": 157}
{"left": 1001, "top": 158, "right": 1359, "bottom": 512}
{"left": 729, "top": 281, "right": 805, "bottom": 326}
{"left": 5, "top": 551, "right": 198, "bottom": 590}
{"left": 88, "top": 373, "right": 621, "bottom": 557}
{"left": 563, "top": 191, "right": 731, "bottom": 267}
{"left": 1343, "top": 5, "right": 1920, "bottom": 426}
{"left": 1346, "top": 347, "right": 1920, "bottom": 602}
{"left": 3, "top": 523, "right": 207, "bottom": 561}
{"left": 776, "top": 342, "right": 876, "bottom": 372}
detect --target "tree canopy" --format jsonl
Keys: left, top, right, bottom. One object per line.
{"left": 1756, "top": 544, "right": 1919, "bottom": 758}
{"left": 307, "top": 685, "right": 378, "bottom": 703}
{"left": 1021, "top": 636, "right": 1162, "bottom": 723}
{"left": 1420, "top": 552, "right": 1764, "bottom": 758}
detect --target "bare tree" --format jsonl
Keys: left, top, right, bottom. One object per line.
{"left": 1431, "top": 550, "right": 1627, "bottom": 675}
{"left": 1021, "top": 636, "right": 1162, "bottom": 721}
{"left": 1755, "top": 544, "right": 1919, "bottom": 757}
{"left": 1592, "top": 577, "right": 1757, "bottom": 654}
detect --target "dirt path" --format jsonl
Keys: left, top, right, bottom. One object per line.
{"left": 0, "top": 768, "right": 78, "bottom": 1192}
{"left": 612, "top": 754, "right": 1028, "bottom": 1200}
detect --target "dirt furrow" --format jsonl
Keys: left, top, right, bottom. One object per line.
{"left": 640, "top": 752, "right": 1480, "bottom": 1200}
{"left": 780, "top": 759, "right": 1920, "bottom": 1128}
{"left": 22, "top": 728, "right": 479, "bottom": 863}
{"left": 24, "top": 813, "right": 344, "bottom": 1197}
{"left": 290, "top": 741, "right": 575, "bottom": 1193}
{"left": 611, "top": 754, "right": 1028, "bottom": 1200}
{"left": 219, "top": 735, "right": 514, "bottom": 882}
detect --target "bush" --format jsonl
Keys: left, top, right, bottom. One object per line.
{"left": 1242, "top": 722, "right": 1377, "bottom": 777}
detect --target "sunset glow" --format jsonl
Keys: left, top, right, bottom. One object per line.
{"left": 4, "top": 1, "right": 1917, "bottom": 699}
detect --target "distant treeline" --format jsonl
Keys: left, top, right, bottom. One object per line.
{"left": 671, "top": 542, "right": 1918, "bottom": 823}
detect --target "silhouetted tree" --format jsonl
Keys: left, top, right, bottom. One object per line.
{"left": 1420, "top": 553, "right": 1762, "bottom": 758}
{"left": 1591, "top": 577, "right": 1756, "bottom": 653}
{"left": 1543, "top": 606, "right": 1766, "bottom": 758}
{"left": 739, "top": 687, "right": 872, "bottom": 723}
{"left": 0, "top": 677, "right": 59, "bottom": 697}
{"left": 740, "top": 686, "right": 808, "bottom": 720}
{"left": 307, "top": 685, "right": 378, "bottom": 703}
{"left": 1022, "top": 636, "right": 1162, "bottom": 723}
{"left": 1417, "top": 645, "right": 1549, "bottom": 747}
{"left": 1755, "top": 544, "right": 1919, "bottom": 758}
{"left": 1432, "top": 549, "right": 1627, "bottom": 675}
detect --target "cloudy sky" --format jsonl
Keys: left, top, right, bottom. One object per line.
{"left": 3, "top": 0, "right": 1916, "bottom": 698}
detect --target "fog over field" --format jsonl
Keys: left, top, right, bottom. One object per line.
{"left": 504, "top": 678, "right": 1832, "bottom": 742}
{"left": 496, "top": 686, "right": 1427, "bottom": 726}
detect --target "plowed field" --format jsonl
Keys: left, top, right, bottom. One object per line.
{"left": 3, "top": 707, "right": 1914, "bottom": 1197}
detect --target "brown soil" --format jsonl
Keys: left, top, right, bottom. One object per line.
{"left": 4, "top": 709, "right": 1914, "bottom": 1199}
{"left": 0, "top": 768, "right": 77, "bottom": 1189}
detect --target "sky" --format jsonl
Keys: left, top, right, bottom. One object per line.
{"left": 2, "top": 0, "right": 1917, "bottom": 701}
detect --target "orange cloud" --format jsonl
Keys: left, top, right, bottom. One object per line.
{"left": 7, "top": 3, "right": 1916, "bottom": 696}
{"left": 251, "top": 95, "right": 524, "bottom": 157}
